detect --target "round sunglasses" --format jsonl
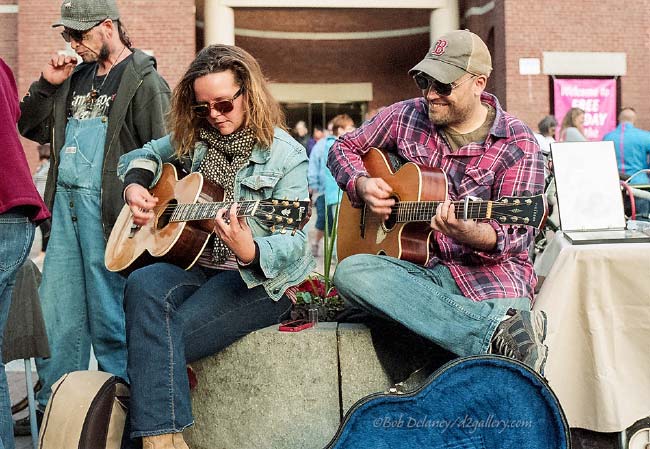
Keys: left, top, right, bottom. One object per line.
{"left": 60, "top": 19, "right": 106, "bottom": 43}
{"left": 191, "top": 87, "right": 244, "bottom": 118}
{"left": 413, "top": 71, "right": 476, "bottom": 97}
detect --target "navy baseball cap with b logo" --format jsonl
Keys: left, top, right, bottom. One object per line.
{"left": 409, "top": 29, "right": 493, "bottom": 84}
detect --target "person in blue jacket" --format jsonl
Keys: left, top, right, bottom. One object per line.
{"left": 603, "top": 107, "right": 650, "bottom": 220}
{"left": 117, "top": 45, "right": 314, "bottom": 449}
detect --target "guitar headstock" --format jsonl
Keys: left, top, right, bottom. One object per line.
{"left": 491, "top": 194, "right": 548, "bottom": 229}
{"left": 255, "top": 199, "right": 312, "bottom": 233}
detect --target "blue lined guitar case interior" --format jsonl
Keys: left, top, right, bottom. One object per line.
{"left": 326, "top": 355, "right": 570, "bottom": 449}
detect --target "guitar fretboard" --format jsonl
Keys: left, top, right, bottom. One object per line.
{"left": 169, "top": 201, "right": 259, "bottom": 222}
{"left": 393, "top": 200, "right": 492, "bottom": 223}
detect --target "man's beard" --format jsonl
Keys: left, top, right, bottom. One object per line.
{"left": 79, "top": 43, "right": 110, "bottom": 64}
{"left": 98, "top": 43, "right": 111, "bottom": 63}
{"left": 427, "top": 100, "right": 472, "bottom": 128}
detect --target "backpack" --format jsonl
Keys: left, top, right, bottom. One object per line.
{"left": 39, "top": 371, "right": 129, "bottom": 449}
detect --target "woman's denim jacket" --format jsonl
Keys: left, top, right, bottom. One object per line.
{"left": 117, "top": 127, "right": 315, "bottom": 301}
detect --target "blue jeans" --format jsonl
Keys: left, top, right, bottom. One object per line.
{"left": 333, "top": 255, "right": 530, "bottom": 357}
{"left": 634, "top": 197, "right": 650, "bottom": 221}
{"left": 36, "top": 116, "right": 127, "bottom": 409}
{"left": 124, "top": 263, "right": 292, "bottom": 438}
{"left": 0, "top": 210, "right": 35, "bottom": 449}
{"left": 35, "top": 188, "right": 127, "bottom": 409}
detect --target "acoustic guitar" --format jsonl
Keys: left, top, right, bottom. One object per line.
{"left": 105, "top": 163, "right": 310, "bottom": 274}
{"left": 336, "top": 148, "right": 547, "bottom": 265}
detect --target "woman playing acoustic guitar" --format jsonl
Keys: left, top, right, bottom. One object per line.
{"left": 116, "top": 45, "right": 314, "bottom": 449}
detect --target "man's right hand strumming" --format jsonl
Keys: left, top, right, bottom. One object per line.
{"left": 355, "top": 176, "right": 395, "bottom": 220}
{"left": 42, "top": 54, "right": 78, "bottom": 86}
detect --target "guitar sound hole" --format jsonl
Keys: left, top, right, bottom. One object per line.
{"left": 383, "top": 196, "right": 399, "bottom": 231}
{"left": 156, "top": 199, "right": 177, "bottom": 230}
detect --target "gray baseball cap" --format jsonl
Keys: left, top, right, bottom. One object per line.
{"left": 52, "top": 0, "right": 120, "bottom": 31}
{"left": 409, "top": 30, "right": 493, "bottom": 84}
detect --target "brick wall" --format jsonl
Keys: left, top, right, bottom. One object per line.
{"left": 461, "top": 0, "right": 650, "bottom": 132}
{"left": 0, "top": 1, "right": 18, "bottom": 70}
{"left": 16, "top": 0, "right": 196, "bottom": 170}
{"left": 461, "top": 0, "right": 507, "bottom": 109}
{"left": 234, "top": 8, "right": 431, "bottom": 110}
{"left": 503, "top": 0, "right": 650, "bottom": 132}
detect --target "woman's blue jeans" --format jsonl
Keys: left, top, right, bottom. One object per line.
{"left": 333, "top": 255, "right": 530, "bottom": 357}
{"left": 0, "top": 210, "right": 35, "bottom": 449}
{"left": 124, "top": 263, "right": 292, "bottom": 438}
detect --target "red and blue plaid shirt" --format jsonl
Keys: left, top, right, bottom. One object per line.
{"left": 327, "top": 93, "right": 545, "bottom": 303}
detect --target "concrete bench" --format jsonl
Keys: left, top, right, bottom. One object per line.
{"left": 186, "top": 323, "right": 392, "bottom": 449}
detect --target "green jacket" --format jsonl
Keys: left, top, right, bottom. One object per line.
{"left": 18, "top": 49, "right": 171, "bottom": 240}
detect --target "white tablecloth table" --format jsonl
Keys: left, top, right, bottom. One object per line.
{"left": 533, "top": 232, "right": 650, "bottom": 431}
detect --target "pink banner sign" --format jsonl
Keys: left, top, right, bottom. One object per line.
{"left": 553, "top": 78, "right": 617, "bottom": 141}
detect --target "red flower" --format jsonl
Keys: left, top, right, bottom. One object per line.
{"left": 297, "top": 277, "right": 336, "bottom": 300}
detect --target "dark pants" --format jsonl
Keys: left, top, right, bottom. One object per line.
{"left": 124, "top": 263, "right": 292, "bottom": 439}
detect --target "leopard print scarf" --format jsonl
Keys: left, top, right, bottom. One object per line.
{"left": 198, "top": 126, "right": 256, "bottom": 264}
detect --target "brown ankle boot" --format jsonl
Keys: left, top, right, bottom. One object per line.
{"left": 142, "top": 434, "right": 175, "bottom": 449}
{"left": 172, "top": 433, "right": 190, "bottom": 449}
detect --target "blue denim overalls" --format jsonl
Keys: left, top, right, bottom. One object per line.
{"left": 36, "top": 116, "right": 127, "bottom": 409}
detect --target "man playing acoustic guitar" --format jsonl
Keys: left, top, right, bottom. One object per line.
{"left": 327, "top": 30, "right": 548, "bottom": 375}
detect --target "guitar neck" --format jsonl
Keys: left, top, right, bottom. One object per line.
{"left": 170, "top": 201, "right": 259, "bottom": 222}
{"left": 395, "top": 200, "right": 493, "bottom": 222}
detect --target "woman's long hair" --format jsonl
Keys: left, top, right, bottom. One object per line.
{"left": 559, "top": 107, "right": 585, "bottom": 141}
{"left": 168, "top": 45, "right": 286, "bottom": 157}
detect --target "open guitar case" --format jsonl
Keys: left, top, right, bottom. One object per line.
{"left": 325, "top": 355, "right": 570, "bottom": 449}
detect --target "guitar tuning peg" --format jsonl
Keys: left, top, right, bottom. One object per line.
{"left": 282, "top": 200, "right": 289, "bottom": 207}
{"left": 271, "top": 225, "right": 276, "bottom": 233}
{"left": 507, "top": 227, "right": 514, "bottom": 235}
{"left": 265, "top": 214, "right": 273, "bottom": 220}
{"left": 291, "top": 229, "right": 298, "bottom": 236}
{"left": 280, "top": 227, "right": 287, "bottom": 234}
{"left": 517, "top": 227, "right": 528, "bottom": 235}
{"left": 275, "top": 216, "right": 283, "bottom": 223}
{"left": 272, "top": 200, "right": 279, "bottom": 205}
{"left": 293, "top": 201, "right": 300, "bottom": 208}
{"left": 286, "top": 218, "right": 294, "bottom": 225}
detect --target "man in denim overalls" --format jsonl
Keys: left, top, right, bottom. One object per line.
{"left": 17, "top": 0, "right": 170, "bottom": 434}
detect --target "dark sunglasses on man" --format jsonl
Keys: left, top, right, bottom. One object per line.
{"left": 191, "top": 87, "right": 244, "bottom": 118}
{"left": 413, "top": 71, "right": 477, "bottom": 97}
{"left": 60, "top": 19, "right": 106, "bottom": 43}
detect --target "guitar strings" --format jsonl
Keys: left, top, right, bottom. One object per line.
{"left": 145, "top": 202, "right": 254, "bottom": 223}
{"left": 386, "top": 200, "right": 539, "bottom": 225}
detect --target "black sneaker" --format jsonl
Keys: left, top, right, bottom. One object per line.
{"left": 13, "top": 409, "right": 43, "bottom": 437}
{"left": 490, "top": 310, "right": 548, "bottom": 375}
